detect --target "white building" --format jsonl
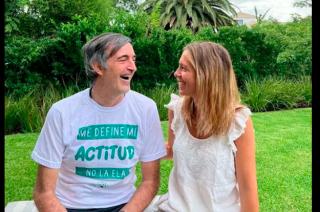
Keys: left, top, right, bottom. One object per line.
{"left": 234, "top": 12, "right": 257, "bottom": 27}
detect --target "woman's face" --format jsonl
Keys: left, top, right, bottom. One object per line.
{"left": 174, "top": 50, "right": 196, "bottom": 97}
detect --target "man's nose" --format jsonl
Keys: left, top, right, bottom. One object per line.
{"left": 128, "top": 59, "right": 136, "bottom": 72}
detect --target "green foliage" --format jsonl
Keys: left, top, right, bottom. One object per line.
{"left": 141, "top": 0, "right": 236, "bottom": 32}
{"left": 5, "top": 83, "right": 81, "bottom": 134}
{"left": 5, "top": 36, "right": 58, "bottom": 96}
{"left": 133, "top": 28, "right": 193, "bottom": 88}
{"left": 149, "top": 1, "right": 161, "bottom": 29}
{"left": 254, "top": 17, "right": 312, "bottom": 78}
{"left": 214, "top": 26, "right": 280, "bottom": 88}
{"left": 141, "top": 84, "right": 177, "bottom": 121}
{"left": 5, "top": 4, "right": 311, "bottom": 100}
{"left": 5, "top": 0, "right": 115, "bottom": 37}
{"left": 106, "top": 9, "right": 149, "bottom": 39}
{"left": 241, "top": 76, "right": 311, "bottom": 112}
{"left": 5, "top": 94, "right": 43, "bottom": 134}
{"left": 5, "top": 75, "right": 311, "bottom": 135}
{"left": 116, "top": 0, "right": 139, "bottom": 12}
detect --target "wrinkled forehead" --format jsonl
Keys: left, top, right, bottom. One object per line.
{"left": 106, "top": 41, "right": 132, "bottom": 58}
{"left": 107, "top": 43, "right": 135, "bottom": 59}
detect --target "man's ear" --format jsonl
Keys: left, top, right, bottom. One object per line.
{"left": 92, "top": 63, "right": 105, "bottom": 76}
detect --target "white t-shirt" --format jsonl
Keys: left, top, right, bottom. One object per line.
{"left": 145, "top": 94, "right": 252, "bottom": 212}
{"left": 32, "top": 88, "right": 166, "bottom": 209}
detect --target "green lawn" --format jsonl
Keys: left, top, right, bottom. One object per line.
{"left": 5, "top": 108, "right": 311, "bottom": 211}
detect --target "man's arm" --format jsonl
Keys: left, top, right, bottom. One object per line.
{"left": 120, "top": 159, "right": 160, "bottom": 212}
{"left": 33, "top": 165, "right": 67, "bottom": 212}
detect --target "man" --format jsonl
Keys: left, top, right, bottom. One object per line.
{"left": 31, "top": 32, "right": 166, "bottom": 212}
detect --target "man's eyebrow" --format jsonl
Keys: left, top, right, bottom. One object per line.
{"left": 116, "top": 54, "right": 136, "bottom": 59}
{"left": 115, "top": 55, "right": 128, "bottom": 60}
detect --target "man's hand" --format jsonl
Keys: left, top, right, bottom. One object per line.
{"left": 120, "top": 160, "right": 160, "bottom": 212}
{"left": 33, "top": 165, "right": 67, "bottom": 212}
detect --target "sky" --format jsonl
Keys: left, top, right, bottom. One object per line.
{"left": 230, "top": 0, "right": 311, "bottom": 22}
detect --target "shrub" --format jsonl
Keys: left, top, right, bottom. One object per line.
{"left": 5, "top": 76, "right": 311, "bottom": 135}
{"left": 5, "top": 94, "right": 42, "bottom": 134}
{"left": 4, "top": 83, "right": 177, "bottom": 134}
{"left": 5, "top": 36, "right": 58, "bottom": 96}
{"left": 142, "top": 84, "right": 177, "bottom": 121}
{"left": 241, "top": 76, "right": 311, "bottom": 112}
{"left": 5, "top": 83, "right": 81, "bottom": 134}
{"left": 5, "top": 13, "right": 311, "bottom": 97}
{"left": 133, "top": 28, "right": 193, "bottom": 89}
{"left": 254, "top": 18, "right": 312, "bottom": 78}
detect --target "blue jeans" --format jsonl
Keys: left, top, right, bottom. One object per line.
{"left": 66, "top": 203, "right": 126, "bottom": 212}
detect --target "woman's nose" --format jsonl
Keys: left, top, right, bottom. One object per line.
{"left": 174, "top": 69, "right": 180, "bottom": 78}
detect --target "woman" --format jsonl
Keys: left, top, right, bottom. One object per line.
{"left": 146, "top": 41, "right": 259, "bottom": 211}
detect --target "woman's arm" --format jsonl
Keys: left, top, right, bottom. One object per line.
{"left": 164, "top": 109, "right": 175, "bottom": 160}
{"left": 235, "top": 117, "right": 259, "bottom": 212}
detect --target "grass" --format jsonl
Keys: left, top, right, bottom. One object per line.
{"left": 5, "top": 108, "right": 311, "bottom": 211}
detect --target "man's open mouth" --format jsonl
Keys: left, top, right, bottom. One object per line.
{"left": 120, "top": 75, "right": 130, "bottom": 80}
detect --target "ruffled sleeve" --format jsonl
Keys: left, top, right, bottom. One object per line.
{"left": 228, "top": 107, "right": 252, "bottom": 153}
{"left": 164, "top": 93, "right": 181, "bottom": 133}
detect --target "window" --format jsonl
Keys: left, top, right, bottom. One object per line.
{"left": 237, "top": 20, "right": 244, "bottom": 25}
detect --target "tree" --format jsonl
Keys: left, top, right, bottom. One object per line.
{"left": 293, "top": 0, "right": 312, "bottom": 8}
{"left": 5, "top": 0, "right": 115, "bottom": 37}
{"left": 140, "top": 0, "right": 237, "bottom": 33}
{"left": 254, "top": 6, "right": 271, "bottom": 24}
{"left": 116, "top": 0, "right": 139, "bottom": 12}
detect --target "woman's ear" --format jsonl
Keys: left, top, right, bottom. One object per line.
{"left": 92, "top": 63, "right": 104, "bottom": 76}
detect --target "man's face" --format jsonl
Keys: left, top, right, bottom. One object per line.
{"left": 98, "top": 43, "right": 137, "bottom": 95}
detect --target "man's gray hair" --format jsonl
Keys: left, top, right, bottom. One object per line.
{"left": 82, "top": 32, "right": 132, "bottom": 80}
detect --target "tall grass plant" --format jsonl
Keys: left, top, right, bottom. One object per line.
{"left": 5, "top": 83, "right": 81, "bottom": 134}
{"left": 141, "top": 84, "right": 177, "bottom": 121}
{"left": 241, "top": 75, "right": 311, "bottom": 112}
{"left": 5, "top": 76, "right": 311, "bottom": 134}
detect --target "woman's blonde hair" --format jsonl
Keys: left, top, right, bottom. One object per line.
{"left": 181, "top": 41, "right": 241, "bottom": 137}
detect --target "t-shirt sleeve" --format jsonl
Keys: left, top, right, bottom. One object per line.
{"left": 31, "top": 106, "right": 65, "bottom": 168}
{"left": 139, "top": 103, "right": 166, "bottom": 162}
{"left": 228, "top": 107, "right": 252, "bottom": 153}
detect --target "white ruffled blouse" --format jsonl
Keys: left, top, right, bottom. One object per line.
{"left": 146, "top": 94, "right": 252, "bottom": 212}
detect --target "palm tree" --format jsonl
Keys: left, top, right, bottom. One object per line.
{"left": 140, "top": 0, "right": 237, "bottom": 32}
